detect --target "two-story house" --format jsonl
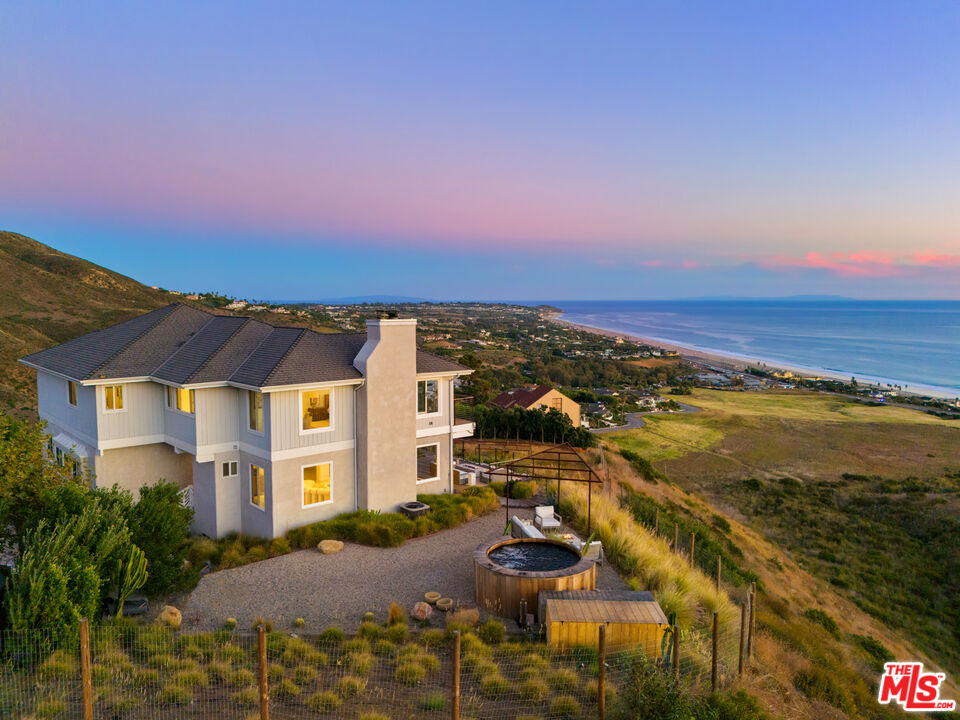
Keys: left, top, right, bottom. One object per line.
{"left": 20, "top": 304, "right": 473, "bottom": 539}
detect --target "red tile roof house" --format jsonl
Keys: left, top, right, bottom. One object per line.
{"left": 491, "top": 385, "right": 581, "bottom": 428}
{"left": 20, "top": 304, "right": 474, "bottom": 539}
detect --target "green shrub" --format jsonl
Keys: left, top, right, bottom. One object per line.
{"left": 550, "top": 695, "right": 582, "bottom": 718}
{"left": 348, "top": 652, "right": 374, "bottom": 675}
{"left": 851, "top": 634, "right": 894, "bottom": 672}
{"left": 802, "top": 608, "right": 840, "bottom": 638}
{"left": 358, "top": 621, "right": 386, "bottom": 640}
{"left": 318, "top": 626, "right": 345, "bottom": 643}
{"left": 519, "top": 677, "right": 549, "bottom": 702}
{"left": 214, "top": 644, "right": 246, "bottom": 664}
{"left": 480, "top": 673, "right": 510, "bottom": 697}
{"left": 470, "top": 659, "right": 500, "bottom": 680}
{"left": 478, "top": 619, "right": 505, "bottom": 644}
{"left": 337, "top": 675, "right": 368, "bottom": 697}
{"left": 373, "top": 639, "right": 398, "bottom": 657}
{"left": 227, "top": 668, "right": 256, "bottom": 687}
{"left": 129, "top": 481, "right": 194, "bottom": 594}
{"left": 617, "top": 656, "right": 690, "bottom": 719}
{"left": 420, "top": 629, "right": 446, "bottom": 648}
{"left": 359, "top": 714, "right": 391, "bottom": 720}
{"left": 307, "top": 690, "right": 342, "bottom": 712}
{"left": 460, "top": 633, "right": 491, "bottom": 656}
{"left": 34, "top": 697, "right": 67, "bottom": 718}
{"left": 699, "top": 690, "right": 770, "bottom": 720}
{"left": 232, "top": 685, "right": 259, "bottom": 706}
{"left": 793, "top": 668, "right": 856, "bottom": 714}
{"left": 396, "top": 662, "right": 426, "bottom": 684}
{"left": 547, "top": 668, "right": 580, "bottom": 693}
{"left": 489, "top": 481, "right": 534, "bottom": 499}
{"left": 388, "top": 601, "right": 407, "bottom": 626}
{"left": 157, "top": 683, "right": 193, "bottom": 704}
{"left": 268, "top": 537, "right": 291, "bottom": 556}
{"left": 387, "top": 623, "right": 409, "bottom": 643}
{"left": 267, "top": 662, "right": 285, "bottom": 681}
{"left": 171, "top": 668, "right": 208, "bottom": 687}
{"left": 275, "top": 678, "right": 300, "bottom": 697}
{"left": 37, "top": 650, "right": 78, "bottom": 680}
{"left": 421, "top": 692, "right": 446, "bottom": 710}
{"left": 342, "top": 637, "right": 371, "bottom": 654}
{"left": 224, "top": 617, "right": 238, "bottom": 630}
{"left": 293, "top": 665, "right": 318, "bottom": 685}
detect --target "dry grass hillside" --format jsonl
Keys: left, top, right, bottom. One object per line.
{"left": 0, "top": 231, "right": 178, "bottom": 416}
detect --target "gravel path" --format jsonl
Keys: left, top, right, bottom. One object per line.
{"left": 181, "top": 509, "right": 626, "bottom": 632}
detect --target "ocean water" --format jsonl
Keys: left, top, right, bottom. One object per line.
{"left": 554, "top": 300, "right": 960, "bottom": 397}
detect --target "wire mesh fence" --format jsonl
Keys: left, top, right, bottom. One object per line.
{"left": 0, "top": 610, "right": 764, "bottom": 720}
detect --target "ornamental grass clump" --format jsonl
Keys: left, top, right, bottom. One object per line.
{"left": 421, "top": 692, "right": 446, "bottom": 711}
{"left": 337, "top": 674, "right": 368, "bottom": 697}
{"left": 307, "top": 690, "right": 342, "bottom": 711}
{"left": 519, "top": 677, "right": 550, "bottom": 702}
{"left": 348, "top": 651, "right": 375, "bottom": 675}
{"left": 478, "top": 619, "right": 505, "bottom": 644}
{"left": 232, "top": 686, "right": 259, "bottom": 706}
{"left": 373, "top": 639, "right": 398, "bottom": 657}
{"left": 275, "top": 678, "right": 300, "bottom": 697}
{"left": 419, "top": 629, "right": 446, "bottom": 648}
{"left": 547, "top": 668, "right": 580, "bottom": 693}
{"left": 37, "top": 650, "right": 78, "bottom": 681}
{"left": 171, "top": 668, "right": 208, "bottom": 688}
{"left": 342, "top": 637, "right": 371, "bottom": 654}
{"left": 387, "top": 601, "right": 407, "bottom": 626}
{"left": 157, "top": 683, "right": 193, "bottom": 705}
{"left": 550, "top": 695, "right": 582, "bottom": 719}
{"left": 318, "top": 626, "right": 345, "bottom": 644}
{"left": 395, "top": 662, "right": 426, "bottom": 685}
{"left": 293, "top": 665, "right": 319, "bottom": 685}
{"left": 358, "top": 621, "right": 386, "bottom": 640}
{"left": 480, "top": 673, "right": 510, "bottom": 697}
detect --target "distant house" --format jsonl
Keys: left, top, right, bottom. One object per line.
{"left": 224, "top": 300, "right": 248, "bottom": 310}
{"left": 21, "top": 304, "right": 473, "bottom": 539}
{"left": 492, "top": 385, "right": 581, "bottom": 427}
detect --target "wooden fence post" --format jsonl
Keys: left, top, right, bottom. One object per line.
{"left": 748, "top": 582, "right": 757, "bottom": 659}
{"left": 654, "top": 509, "right": 659, "bottom": 536}
{"left": 673, "top": 523, "right": 679, "bottom": 553}
{"left": 598, "top": 625, "right": 606, "bottom": 720}
{"left": 79, "top": 618, "right": 93, "bottom": 720}
{"left": 257, "top": 625, "right": 269, "bottom": 720}
{"left": 711, "top": 611, "right": 719, "bottom": 693}
{"left": 716, "top": 556, "right": 722, "bottom": 591}
{"left": 738, "top": 601, "right": 747, "bottom": 676}
{"left": 452, "top": 630, "right": 461, "bottom": 720}
{"left": 673, "top": 624, "right": 680, "bottom": 681}
{"left": 689, "top": 532, "right": 696, "bottom": 568}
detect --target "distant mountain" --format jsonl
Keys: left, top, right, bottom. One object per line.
{"left": 307, "top": 295, "right": 433, "bottom": 304}
{"left": 0, "top": 231, "right": 182, "bottom": 416}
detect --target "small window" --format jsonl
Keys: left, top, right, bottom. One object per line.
{"left": 301, "top": 389, "right": 331, "bottom": 431}
{"left": 248, "top": 391, "right": 263, "bottom": 432}
{"left": 222, "top": 461, "right": 238, "bottom": 477}
{"left": 416, "top": 444, "right": 439, "bottom": 483}
{"left": 417, "top": 379, "right": 439, "bottom": 414}
{"left": 302, "top": 463, "right": 332, "bottom": 507}
{"left": 104, "top": 385, "right": 124, "bottom": 411}
{"left": 167, "top": 387, "right": 195, "bottom": 414}
{"left": 552, "top": 397, "right": 562, "bottom": 411}
{"left": 55, "top": 447, "right": 64, "bottom": 466}
{"left": 67, "top": 381, "right": 78, "bottom": 406}
{"left": 250, "top": 464, "right": 265, "bottom": 509}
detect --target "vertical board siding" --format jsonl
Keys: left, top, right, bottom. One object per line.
{"left": 98, "top": 381, "right": 165, "bottom": 442}
{"left": 196, "top": 387, "right": 240, "bottom": 447}
{"left": 163, "top": 404, "right": 197, "bottom": 447}
{"left": 269, "top": 385, "right": 355, "bottom": 452}
{"left": 37, "top": 371, "right": 98, "bottom": 442}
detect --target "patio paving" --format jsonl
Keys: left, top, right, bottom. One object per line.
{"left": 180, "top": 507, "right": 627, "bottom": 632}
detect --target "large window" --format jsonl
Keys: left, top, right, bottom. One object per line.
{"left": 67, "top": 380, "right": 77, "bottom": 407}
{"left": 416, "top": 444, "right": 439, "bottom": 483}
{"left": 301, "top": 389, "right": 331, "bottom": 432}
{"left": 417, "top": 379, "right": 439, "bottom": 415}
{"left": 248, "top": 390, "right": 263, "bottom": 432}
{"left": 302, "top": 463, "right": 332, "bottom": 507}
{"left": 104, "top": 385, "right": 124, "bottom": 411}
{"left": 167, "top": 386, "right": 195, "bottom": 414}
{"left": 250, "top": 464, "right": 265, "bottom": 509}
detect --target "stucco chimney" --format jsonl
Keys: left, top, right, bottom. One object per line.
{"left": 353, "top": 318, "right": 418, "bottom": 512}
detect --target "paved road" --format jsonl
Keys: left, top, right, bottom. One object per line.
{"left": 589, "top": 401, "right": 702, "bottom": 434}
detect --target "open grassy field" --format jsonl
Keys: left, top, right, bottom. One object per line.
{"left": 604, "top": 388, "right": 960, "bottom": 678}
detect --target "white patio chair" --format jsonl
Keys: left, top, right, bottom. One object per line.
{"left": 533, "top": 505, "right": 561, "bottom": 531}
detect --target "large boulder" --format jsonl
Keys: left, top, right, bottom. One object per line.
{"left": 318, "top": 539, "right": 344, "bottom": 555}
{"left": 412, "top": 602, "right": 433, "bottom": 621}
{"left": 157, "top": 605, "right": 182, "bottom": 629}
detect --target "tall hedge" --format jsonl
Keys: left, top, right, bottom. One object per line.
{"left": 128, "top": 481, "right": 194, "bottom": 595}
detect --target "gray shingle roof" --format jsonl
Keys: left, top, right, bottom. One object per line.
{"left": 21, "top": 303, "right": 470, "bottom": 387}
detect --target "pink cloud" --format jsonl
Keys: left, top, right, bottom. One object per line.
{"left": 912, "top": 253, "right": 960, "bottom": 267}
{"left": 746, "top": 249, "right": 960, "bottom": 278}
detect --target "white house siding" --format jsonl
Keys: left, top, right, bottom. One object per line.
{"left": 37, "top": 371, "right": 98, "bottom": 445}
{"left": 269, "top": 385, "right": 355, "bottom": 452}
{"left": 270, "top": 447, "right": 356, "bottom": 537}
{"left": 415, "top": 376, "right": 454, "bottom": 432}
{"left": 94, "top": 443, "right": 193, "bottom": 494}
{"left": 239, "top": 391, "right": 270, "bottom": 455}
{"left": 238, "top": 450, "right": 274, "bottom": 539}
{"left": 163, "top": 402, "right": 197, "bottom": 449}
{"left": 98, "top": 381, "right": 164, "bottom": 443}
{"left": 196, "top": 387, "right": 239, "bottom": 447}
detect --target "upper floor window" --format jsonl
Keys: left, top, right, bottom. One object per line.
{"left": 167, "top": 386, "right": 195, "bottom": 414}
{"left": 67, "top": 381, "right": 78, "bottom": 407}
{"left": 301, "top": 389, "right": 331, "bottom": 432}
{"left": 302, "top": 463, "right": 332, "bottom": 507}
{"left": 417, "top": 379, "right": 439, "bottom": 415}
{"left": 104, "top": 385, "right": 124, "bottom": 412}
{"left": 250, "top": 464, "right": 265, "bottom": 510}
{"left": 248, "top": 391, "right": 263, "bottom": 432}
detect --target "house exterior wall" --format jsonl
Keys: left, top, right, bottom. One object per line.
{"left": 239, "top": 390, "right": 270, "bottom": 455}
{"left": 414, "top": 436, "right": 451, "bottom": 495}
{"left": 93, "top": 442, "right": 193, "bottom": 494}
{"left": 97, "top": 381, "right": 165, "bottom": 443}
{"left": 269, "top": 384, "right": 356, "bottom": 452}
{"left": 530, "top": 389, "right": 581, "bottom": 427}
{"left": 37, "top": 371, "right": 98, "bottom": 445}
{"left": 270, "top": 447, "right": 356, "bottom": 536}
{"left": 163, "top": 400, "right": 197, "bottom": 449}
{"left": 354, "top": 319, "right": 418, "bottom": 513}
{"left": 415, "top": 377, "right": 453, "bottom": 432}
{"left": 238, "top": 451, "right": 274, "bottom": 538}
{"left": 196, "top": 387, "right": 239, "bottom": 447}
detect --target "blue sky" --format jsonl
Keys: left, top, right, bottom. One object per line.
{"left": 2, "top": 2, "right": 959, "bottom": 300}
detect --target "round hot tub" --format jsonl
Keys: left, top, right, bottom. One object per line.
{"left": 474, "top": 538, "right": 597, "bottom": 622}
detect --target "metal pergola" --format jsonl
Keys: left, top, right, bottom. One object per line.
{"left": 486, "top": 442, "right": 604, "bottom": 534}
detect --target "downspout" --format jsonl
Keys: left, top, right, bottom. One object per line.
{"left": 448, "top": 376, "right": 455, "bottom": 494}
{"left": 354, "top": 380, "right": 365, "bottom": 511}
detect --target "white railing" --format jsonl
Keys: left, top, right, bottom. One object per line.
{"left": 178, "top": 484, "right": 194, "bottom": 510}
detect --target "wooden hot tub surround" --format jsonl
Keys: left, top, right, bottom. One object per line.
{"left": 473, "top": 537, "right": 597, "bottom": 622}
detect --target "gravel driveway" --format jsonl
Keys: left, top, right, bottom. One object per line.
{"left": 181, "top": 509, "right": 626, "bottom": 632}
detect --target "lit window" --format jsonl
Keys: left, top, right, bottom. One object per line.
{"left": 248, "top": 391, "right": 263, "bottom": 432}
{"left": 67, "top": 381, "right": 77, "bottom": 406}
{"left": 250, "top": 464, "right": 265, "bottom": 509}
{"left": 302, "top": 464, "right": 332, "bottom": 506}
{"left": 167, "top": 386, "right": 195, "bottom": 414}
{"left": 417, "top": 379, "right": 439, "bottom": 414}
{"left": 301, "top": 389, "right": 331, "bottom": 431}
{"left": 552, "top": 397, "right": 562, "bottom": 410}
{"left": 222, "top": 461, "right": 238, "bottom": 477}
{"left": 416, "top": 444, "right": 439, "bottom": 482}
{"left": 104, "top": 385, "right": 124, "bottom": 411}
